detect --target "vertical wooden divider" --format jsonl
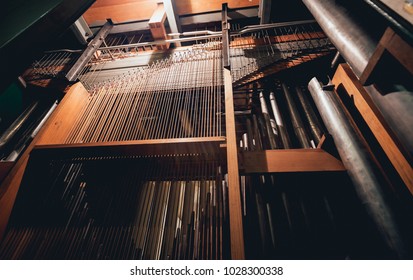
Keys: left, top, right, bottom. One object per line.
{"left": 224, "top": 67, "right": 245, "bottom": 259}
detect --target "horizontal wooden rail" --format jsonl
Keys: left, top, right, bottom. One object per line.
{"left": 240, "top": 149, "right": 345, "bottom": 173}
{"left": 33, "top": 137, "right": 226, "bottom": 159}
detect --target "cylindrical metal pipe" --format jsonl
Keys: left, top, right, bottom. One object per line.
{"left": 259, "top": 91, "right": 278, "bottom": 149}
{"left": 308, "top": 77, "right": 406, "bottom": 258}
{"left": 303, "top": 0, "right": 413, "bottom": 161}
{"left": 302, "top": 0, "right": 377, "bottom": 77}
{"left": 269, "top": 92, "right": 291, "bottom": 149}
{"left": 0, "top": 102, "right": 39, "bottom": 151}
{"left": 295, "top": 86, "right": 324, "bottom": 145}
{"left": 281, "top": 83, "right": 311, "bottom": 148}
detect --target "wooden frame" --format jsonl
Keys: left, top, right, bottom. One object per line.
{"left": 360, "top": 27, "right": 413, "bottom": 85}
{"left": 240, "top": 149, "right": 345, "bottom": 173}
{"left": 333, "top": 63, "right": 413, "bottom": 194}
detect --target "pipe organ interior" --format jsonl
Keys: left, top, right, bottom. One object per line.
{"left": 0, "top": 1, "right": 412, "bottom": 260}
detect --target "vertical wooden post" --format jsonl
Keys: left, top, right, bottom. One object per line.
{"left": 224, "top": 67, "right": 245, "bottom": 259}
{"left": 149, "top": 3, "right": 170, "bottom": 50}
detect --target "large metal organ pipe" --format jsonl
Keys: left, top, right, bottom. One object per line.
{"left": 308, "top": 77, "right": 407, "bottom": 258}
{"left": 301, "top": 0, "right": 377, "bottom": 77}
{"left": 302, "top": 0, "right": 413, "bottom": 159}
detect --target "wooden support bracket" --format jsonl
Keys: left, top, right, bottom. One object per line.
{"left": 360, "top": 27, "right": 413, "bottom": 85}
{"left": 333, "top": 63, "right": 413, "bottom": 194}
{"left": 149, "top": 3, "right": 169, "bottom": 50}
{"left": 240, "top": 149, "right": 345, "bottom": 173}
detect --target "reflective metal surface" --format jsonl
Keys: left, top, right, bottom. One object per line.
{"left": 308, "top": 77, "right": 406, "bottom": 258}
{"left": 302, "top": 0, "right": 377, "bottom": 77}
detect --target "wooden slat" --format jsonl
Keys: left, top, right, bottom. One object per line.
{"left": 0, "top": 161, "right": 14, "bottom": 183}
{"left": 84, "top": 1, "right": 158, "bottom": 24}
{"left": 34, "top": 137, "right": 225, "bottom": 159}
{"left": 360, "top": 28, "right": 413, "bottom": 84}
{"left": 148, "top": 3, "right": 169, "bottom": 50}
{"left": 176, "top": 0, "right": 259, "bottom": 16}
{"left": 83, "top": 0, "right": 259, "bottom": 24}
{"left": 0, "top": 82, "right": 89, "bottom": 240}
{"left": 223, "top": 67, "right": 245, "bottom": 259}
{"left": 36, "top": 83, "right": 89, "bottom": 145}
{"left": 380, "top": 28, "right": 413, "bottom": 75}
{"left": 240, "top": 149, "right": 345, "bottom": 173}
{"left": 333, "top": 63, "right": 413, "bottom": 194}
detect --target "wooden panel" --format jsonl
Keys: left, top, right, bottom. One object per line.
{"left": 0, "top": 82, "right": 88, "bottom": 239}
{"left": 83, "top": 0, "right": 158, "bottom": 24}
{"left": 34, "top": 137, "right": 225, "bottom": 159}
{"left": 176, "top": 0, "right": 259, "bottom": 16}
{"left": 333, "top": 64, "right": 413, "bottom": 194}
{"left": 224, "top": 68, "right": 245, "bottom": 259}
{"left": 36, "top": 83, "right": 89, "bottom": 145}
{"left": 84, "top": 0, "right": 259, "bottom": 24}
{"left": 0, "top": 162, "right": 14, "bottom": 183}
{"left": 360, "top": 28, "right": 413, "bottom": 84}
{"left": 240, "top": 149, "right": 345, "bottom": 173}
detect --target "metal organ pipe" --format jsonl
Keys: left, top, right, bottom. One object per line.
{"left": 295, "top": 86, "right": 324, "bottom": 146}
{"left": 308, "top": 77, "right": 406, "bottom": 258}
{"left": 303, "top": 0, "right": 413, "bottom": 157}
{"left": 281, "top": 83, "right": 311, "bottom": 148}
{"left": 259, "top": 91, "right": 278, "bottom": 149}
{"left": 301, "top": 0, "right": 377, "bottom": 77}
{"left": 0, "top": 102, "right": 38, "bottom": 152}
{"left": 269, "top": 92, "right": 291, "bottom": 149}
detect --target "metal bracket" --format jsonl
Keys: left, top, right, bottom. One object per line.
{"left": 65, "top": 20, "right": 113, "bottom": 82}
{"left": 221, "top": 3, "right": 231, "bottom": 69}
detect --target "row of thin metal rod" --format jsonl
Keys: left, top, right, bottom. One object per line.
{"left": 78, "top": 37, "right": 222, "bottom": 91}
{"left": 25, "top": 51, "right": 80, "bottom": 79}
{"left": 239, "top": 82, "right": 324, "bottom": 151}
{"left": 66, "top": 46, "right": 224, "bottom": 143}
{"left": 229, "top": 22, "right": 333, "bottom": 82}
{"left": 0, "top": 156, "right": 230, "bottom": 259}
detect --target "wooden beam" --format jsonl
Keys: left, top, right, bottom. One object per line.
{"left": 176, "top": 0, "right": 259, "bottom": 16}
{"left": 360, "top": 28, "right": 413, "bottom": 84}
{"left": 34, "top": 137, "right": 225, "bottom": 159}
{"left": 333, "top": 63, "right": 413, "bottom": 194}
{"left": 0, "top": 161, "right": 14, "bottom": 183}
{"left": 36, "top": 83, "right": 89, "bottom": 145}
{"left": 83, "top": 0, "right": 158, "bottom": 24}
{"left": 240, "top": 149, "right": 345, "bottom": 173}
{"left": 223, "top": 67, "right": 245, "bottom": 259}
{"left": 149, "top": 3, "right": 169, "bottom": 50}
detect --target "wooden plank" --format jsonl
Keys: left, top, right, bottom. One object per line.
{"left": 333, "top": 63, "right": 413, "bottom": 194}
{"left": 0, "top": 161, "right": 14, "bottom": 183}
{"left": 0, "top": 82, "right": 88, "bottom": 240}
{"left": 223, "top": 68, "right": 245, "bottom": 259}
{"left": 360, "top": 28, "right": 393, "bottom": 84}
{"left": 36, "top": 83, "right": 89, "bottom": 145}
{"left": 382, "top": 28, "right": 413, "bottom": 75}
{"left": 84, "top": 0, "right": 259, "bottom": 24}
{"left": 360, "top": 28, "right": 413, "bottom": 84}
{"left": 149, "top": 3, "right": 167, "bottom": 24}
{"left": 34, "top": 137, "right": 225, "bottom": 159}
{"left": 176, "top": 0, "right": 259, "bottom": 16}
{"left": 149, "top": 3, "right": 169, "bottom": 50}
{"left": 84, "top": 1, "right": 158, "bottom": 24}
{"left": 240, "top": 149, "right": 345, "bottom": 173}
